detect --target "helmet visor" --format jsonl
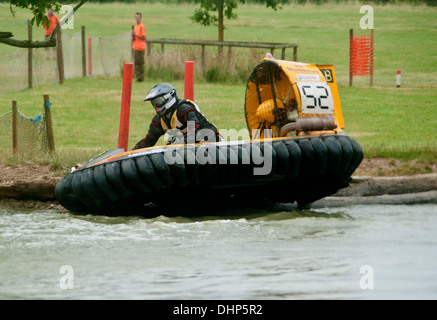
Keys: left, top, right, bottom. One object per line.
{"left": 151, "top": 96, "right": 166, "bottom": 108}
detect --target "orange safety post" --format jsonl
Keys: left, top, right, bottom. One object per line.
{"left": 88, "top": 37, "right": 92, "bottom": 75}
{"left": 118, "top": 63, "right": 134, "bottom": 151}
{"left": 184, "top": 61, "right": 195, "bottom": 101}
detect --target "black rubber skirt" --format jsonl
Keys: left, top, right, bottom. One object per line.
{"left": 55, "top": 135, "right": 364, "bottom": 216}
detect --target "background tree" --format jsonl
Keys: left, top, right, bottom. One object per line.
{"left": 0, "top": 0, "right": 87, "bottom": 48}
{"left": 191, "top": 0, "right": 281, "bottom": 43}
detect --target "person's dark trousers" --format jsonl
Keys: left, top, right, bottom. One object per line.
{"left": 134, "top": 49, "right": 145, "bottom": 81}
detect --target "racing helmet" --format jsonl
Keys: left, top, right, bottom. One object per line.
{"left": 144, "top": 83, "right": 178, "bottom": 117}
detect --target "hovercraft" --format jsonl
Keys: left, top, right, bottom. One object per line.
{"left": 55, "top": 58, "right": 364, "bottom": 216}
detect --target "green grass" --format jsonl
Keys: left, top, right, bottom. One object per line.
{"left": 342, "top": 84, "right": 437, "bottom": 161}
{"left": 0, "top": 76, "right": 246, "bottom": 166}
{"left": 1, "top": 2, "right": 436, "bottom": 168}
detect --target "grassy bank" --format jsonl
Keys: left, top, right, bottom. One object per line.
{"left": 0, "top": 2, "right": 436, "bottom": 170}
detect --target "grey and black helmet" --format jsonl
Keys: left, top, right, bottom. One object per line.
{"left": 144, "top": 83, "right": 178, "bottom": 117}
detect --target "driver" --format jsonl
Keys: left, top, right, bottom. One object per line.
{"left": 133, "top": 83, "right": 222, "bottom": 150}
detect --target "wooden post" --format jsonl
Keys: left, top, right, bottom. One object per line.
{"left": 81, "top": 26, "right": 86, "bottom": 77}
{"left": 201, "top": 44, "right": 205, "bottom": 73}
{"left": 56, "top": 28, "right": 65, "bottom": 84}
{"left": 12, "top": 101, "right": 18, "bottom": 154}
{"left": 147, "top": 42, "right": 151, "bottom": 58}
{"left": 349, "top": 28, "right": 353, "bottom": 87}
{"left": 281, "top": 47, "right": 286, "bottom": 60}
{"left": 293, "top": 47, "right": 298, "bottom": 61}
{"left": 218, "top": 44, "right": 223, "bottom": 62}
{"left": 227, "top": 46, "right": 232, "bottom": 65}
{"left": 27, "top": 20, "right": 33, "bottom": 89}
{"left": 43, "top": 95, "right": 55, "bottom": 154}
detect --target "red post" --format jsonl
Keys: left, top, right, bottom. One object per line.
{"left": 118, "top": 63, "right": 134, "bottom": 151}
{"left": 88, "top": 37, "right": 92, "bottom": 75}
{"left": 184, "top": 61, "right": 195, "bottom": 101}
{"left": 349, "top": 29, "right": 353, "bottom": 87}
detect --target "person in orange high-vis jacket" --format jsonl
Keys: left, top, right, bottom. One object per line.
{"left": 132, "top": 12, "right": 147, "bottom": 82}
{"left": 43, "top": 8, "right": 59, "bottom": 60}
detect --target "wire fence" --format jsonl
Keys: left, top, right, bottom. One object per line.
{"left": 0, "top": 96, "right": 55, "bottom": 154}
{"left": 1, "top": 22, "right": 299, "bottom": 94}
{"left": 0, "top": 29, "right": 132, "bottom": 94}
{"left": 0, "top": 106, "right": 44, "bottom": 153}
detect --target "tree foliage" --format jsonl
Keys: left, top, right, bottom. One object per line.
{"left": 191, "top": 0, "right": 238, "bottom": 27}
{"left": 1, "top": 0, "right": 87, "bottom": 48}
{"left": 191, "top": 0, "right": 281, "bottom": 41}
{"left": 9, "top": 0, "right": 68, "bottom": 27}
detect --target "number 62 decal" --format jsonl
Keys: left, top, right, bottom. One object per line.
{"left": 296, "top": 82, "right": 334, "bottom": 115}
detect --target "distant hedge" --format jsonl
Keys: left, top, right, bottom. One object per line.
{"left": 78, "top": 0, "right": 436, "bottom": 6}
{"left": 0, "top": 0, "right": 435, "bottom": 6}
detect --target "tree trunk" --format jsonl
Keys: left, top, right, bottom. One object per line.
{"left": 218, "top": 0, "right": 224, "bottom": 60}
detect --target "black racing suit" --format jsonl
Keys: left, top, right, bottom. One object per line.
{"left": 133, "top": 99, "right": 221, "bottom": 150}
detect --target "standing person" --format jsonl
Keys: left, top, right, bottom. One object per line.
{"left": 132, "top": 12, "right": 146, "bottom": 82}
{"left": 133, "top": 83, "right": 222, "bottom": 150}
{"left": 43, "top": 8, "right": 59, "bottom": 60}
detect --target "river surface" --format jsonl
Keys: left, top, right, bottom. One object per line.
{"left": 1, "top": 204, "right": 436, "bottom": 300}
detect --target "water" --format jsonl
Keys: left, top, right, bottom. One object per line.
{"left": 1, "top": 204, "right": 436, "bottom": 300}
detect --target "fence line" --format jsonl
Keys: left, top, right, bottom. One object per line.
{"left": 0, "top": 95, "right": 55, "bottom": 154}
{"left": 0, "top": 25, "right": 299, "bottom": 93}
{"left": 146, "top": 38, "right": 298, "bottom": 72}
